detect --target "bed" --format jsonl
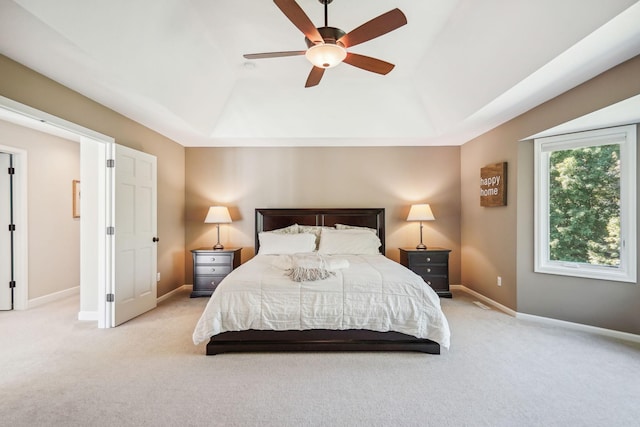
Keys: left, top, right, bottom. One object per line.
{"left": 193, "top": 208, "right": 450, "bottom": 355}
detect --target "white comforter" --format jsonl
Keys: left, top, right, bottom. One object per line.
{"left": 192, "top": 254, "right": 451, "bottom": 348}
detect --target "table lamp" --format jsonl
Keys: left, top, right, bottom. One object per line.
{"left": 406, "top": 204, "right": 435, "bottom": 250}
{"left": 204, "top": 206, "right": 232, "bottom": 250}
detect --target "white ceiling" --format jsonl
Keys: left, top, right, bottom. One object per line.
{"left": 1, "top": 0, "right": 640, "bottom": 147}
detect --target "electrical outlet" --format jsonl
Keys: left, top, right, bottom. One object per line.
{"left": 156, "top": 272, "right": 161, "bottom": 282}
{"left": 497, "top": 276, "right": 502, "bottom": 286}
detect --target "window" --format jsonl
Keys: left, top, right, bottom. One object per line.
{"left": 534, "top": 125, "right": 636, "bottom": 283}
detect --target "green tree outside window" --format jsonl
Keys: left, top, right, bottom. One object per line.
{"left": 548, "top": 144, "right": 620, "bottom": 266}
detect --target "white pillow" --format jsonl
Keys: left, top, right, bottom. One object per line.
{"left": 335, "top": 223, "right": 378, "bottom": 235}
{"left": 258, "top": 232, "right": 316, "bottom": 255}
{"left": 318, "top": 228, "right": 382, "bottom": 255}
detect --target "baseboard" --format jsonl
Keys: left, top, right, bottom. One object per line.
{"left": 157, "top": 284, "right": 192, "bottom": 303}
{"left": 452, "top": 284, "right": 640, "bottom": 344}
{"left": 76, "top": 285, "right": 192, "bottom": 321}
{"left": 29, "top": 284, "right": 191, "bottom": 305}
{"left": 28, "top": 286, "right": 79, "bottom": 308}
{"left": 516, "top": 312, "right": 640, "bottom": 344}
{"left": 451, "top": 284, "right": 517, "bottom": 316}
{"left": 28, "top": 284, "right": 191, "bottom": 319}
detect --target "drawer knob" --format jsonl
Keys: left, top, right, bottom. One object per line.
{"left": 210, "top": 257, "right": 216, "bottom": 262}
{"left": 210, "top": 268, "right": 216, "bottom": 272}
{"left": 427, "top": 268, "right": 431, "bottom": 272}
{"left": 426, "top": 281, "right": 432, "bottom": 285}
{"left": 426, "top": 257, "right": 431, "bottom": 262}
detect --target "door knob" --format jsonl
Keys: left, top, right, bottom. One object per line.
{"left": 152, "top": 237, "right": 159, "bottom": 242}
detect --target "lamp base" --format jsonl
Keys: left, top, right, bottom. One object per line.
{"left": 416, "top": 243, "right": 427, "bottom": 250}
{"left": 213, "top": 223, "right": 224, "bottom": 250}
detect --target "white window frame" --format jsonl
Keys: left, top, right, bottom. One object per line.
{"left": 534, "top": 125, "right": 637, "bottom": 283}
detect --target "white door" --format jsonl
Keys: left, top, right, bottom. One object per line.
{"left": 0, "top": 152, "right": 12, "bottom": 310}
{"left": 109, "top": 144, "right": 157, "bottom": 326}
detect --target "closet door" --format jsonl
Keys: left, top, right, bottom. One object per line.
{"left": 0, "top": 152, "right": 13, "bottom": 310}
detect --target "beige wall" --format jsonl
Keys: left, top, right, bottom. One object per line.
{"left": 460, "top": 127, "right": 518, "bottom": 309}
{"left": 0, "top": 120, "right": 80, "bottom": 299}
{"left": 462, "top": 54, "right": 640, "bottom": 334}
{"left": 185, "top": 146, "right": 461, "bottom": 285}
{"left": 0, "top": 54, "right": 186, "bottom": 297}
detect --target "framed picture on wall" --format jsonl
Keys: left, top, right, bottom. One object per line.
{"left": 480, "top": 162, "right": 507, "bottom": 207}
{"left": 72, "top": 180, "right": 80, "bottom": 218}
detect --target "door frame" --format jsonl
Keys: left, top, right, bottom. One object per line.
{"left": 0, "top": 96, "right": 114, "bottom": 325}
{"left": 0, "top": 144, "right": 27, "bottom": 310}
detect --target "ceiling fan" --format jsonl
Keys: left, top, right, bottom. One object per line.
{"left": 243, "top": 0, "right": 407, "bottom": 88}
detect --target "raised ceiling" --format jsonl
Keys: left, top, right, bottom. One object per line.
{"left": 1, "top": 0, "right": 640, "bottom": 147}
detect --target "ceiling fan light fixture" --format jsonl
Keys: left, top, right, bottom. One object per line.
{"left": 305, "top": 42, "right": 347, "bottom": 68}
{"left": 244, "top": 1, "right": 406, "bottom": 86}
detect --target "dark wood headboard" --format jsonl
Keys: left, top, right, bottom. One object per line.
{"left": 255, "top": 208, "right": 385, "bottom": 253}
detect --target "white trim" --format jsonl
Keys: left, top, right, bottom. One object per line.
{"left": 515, "top": 311, "right": 640, "bottom": 344}
{"left": 0, "top": 96, "right": 113, "bottom": 143}
{"left": 157, "top": 284, "right": 192, "bottom": 304}
{"left": 28, "top": 286, "right": 79, "bottom": 308}
{"left": 95, "top": 139, "right": 111, "bottom": 328}
{"left": 26, "top": 283, "right": 188, "bottom": 320}
{"left": 104, "top": 142, "right": 115, "bottom": 328}
{"left": 451, "top": 285, "right": 517, "bottom": 316}
{"left": 453, "top": 285, "right": 640, "bottom": 344}
{"left": 534, "top": 125, "right": 637, "bottom": 283}
{"left": 0, "top": 144, "right": 28, "bottom": 310}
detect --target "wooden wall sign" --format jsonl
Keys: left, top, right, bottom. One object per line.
{"left": 480, "top": 162, "right": 507, "bottom": 207}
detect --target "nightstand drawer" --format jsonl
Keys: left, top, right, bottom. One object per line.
{"left": 195, "top": 253, "right": 233, "bottom": 265}
{"left": 420, "top": 276, "right": 448, "bottom": 292}
{"left": 407, "top": 252, "right": 448, "bottom": 265}
{"left": 194, "top": 275, "right": 226, "bottom": 291}
{"left": 411, "top": 265, "right": 448, "bottom": 277}
{"left": 195, "top": 265, "right": 232, "bottom": 275}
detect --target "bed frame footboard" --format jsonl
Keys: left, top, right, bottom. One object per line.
{"left": 206, "top": 330, "right": 440, "bottom": 355}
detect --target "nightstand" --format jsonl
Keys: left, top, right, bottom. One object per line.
{"left": 191, "top": 248, "right": 241, "bottom": 298}
{"left": 399, "top": 248, "right": 452, "bottom": 298}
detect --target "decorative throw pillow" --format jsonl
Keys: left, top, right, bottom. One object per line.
{"left": 318, "top": 228, "right": 382, "bottom": 255}
{"left": 269, "top": 224, "right": 299, "bottom": 234}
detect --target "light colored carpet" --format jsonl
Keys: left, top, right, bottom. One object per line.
{"left": 1, "top": 289, "right": 638, "bottom": 427}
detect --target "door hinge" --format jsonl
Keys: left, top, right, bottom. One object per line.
{"left": 8, "top": 224, "right": 15, "bottom": 231}
{"left": 9, "top": 281, "right": 16, "bottom": 289}
{"left": 106, "top": 226, "right": 115, "bottom": 235}
{"left": 8, "top": 167, "right": 15, "bottom": 175}
{"left": 106, "top": 293, "right": 114, "bottom": 302}
{"left": 106, "top": 159, "right": 115, "bottom": 168}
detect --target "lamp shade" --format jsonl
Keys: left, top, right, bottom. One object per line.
{"left": 407, "top": 204, "right": 435, "bottom": 221}
{"left": 305, "top": 43, "right": 347, "bottom": 68}
{"left": 204, "top": 206, "right": 232, "bottom": 224}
